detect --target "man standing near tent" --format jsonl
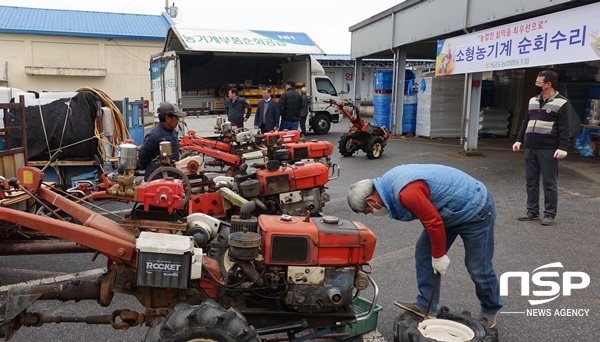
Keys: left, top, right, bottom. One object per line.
{"left": 279, "top": 79, "right": 302, "bottom": 131}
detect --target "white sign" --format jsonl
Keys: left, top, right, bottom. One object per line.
{"left": 435, "top": 2, "right": 600, "bottom": 76}
{"left": 172, "top": 26, "right": 324, "bottom": 54}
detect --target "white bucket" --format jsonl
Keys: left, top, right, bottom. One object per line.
{"left": 417, "top": 318, "right": 475, "bottom": 342}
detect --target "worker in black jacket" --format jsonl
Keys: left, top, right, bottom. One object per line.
{"left": 279, "top": 79, "right": 302, "bottom": 130}
{"left": 138, "top": 102, "right": 186, "bottom": 181}
{"left": 225, "top": 88, "right": 252, "bottom": 128}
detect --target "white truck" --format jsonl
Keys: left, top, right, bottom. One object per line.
{"left": 150, "top": 26, "right": 347, "bottom": 134}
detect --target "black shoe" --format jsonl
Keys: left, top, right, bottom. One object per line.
{"left": 541, "top": 217, "right": 554, "bottom": 226}
{"left": 518, "top": 212, "right": 540, "bottom": 221}
{"left": 393, "top": 301, "right": 436, "bottom": 319}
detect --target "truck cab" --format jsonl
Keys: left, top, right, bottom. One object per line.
{"left": 283, "top": 55, "right": 345, "bottom": 134}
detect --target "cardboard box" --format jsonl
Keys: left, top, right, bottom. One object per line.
{"left": 213, "top": 100, "right": 225, "bottom": 110}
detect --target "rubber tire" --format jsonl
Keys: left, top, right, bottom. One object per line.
{"left": 312, "top": 113, "right": 331, "bottom": 135}
{"left": 145, "top": 300, "right": 259, "bottom": 342}
{"left": 366, "top": 137, "right": 385, "bottom": 159}
{"left": 393, "top": 306, "right": 498, "bottom": 342}
{"left": 338, "top": 134, "right": 356, "bottom": 157}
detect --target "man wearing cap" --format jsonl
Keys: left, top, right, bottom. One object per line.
{"left": 279, "top": 79, "right": 302, "bottom": 131}
{"left": 138, "top": 102, "right": 186, "bottom": 181}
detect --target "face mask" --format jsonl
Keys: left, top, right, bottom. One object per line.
{"left": 534, "top": 85, "right": 543, "bottom": 95}
{"left": 368, "top": 201, "right": 389, "bottom": 217}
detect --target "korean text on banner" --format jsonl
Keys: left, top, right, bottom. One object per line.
{"left": 435, "top": 2, "right": 600, "bottom": 76}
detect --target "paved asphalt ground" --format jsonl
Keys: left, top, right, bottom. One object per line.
{"left": 2, "top": 115, "right": 600, "bottom": 341}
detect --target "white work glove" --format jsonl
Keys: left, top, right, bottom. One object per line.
{"left": 512, "top": 142, "right": 522, "bottom": 152}
{"left": 432, "top": 255, "right": 450, "bottom": 275}
{"left": 553, "top": 149, "right": 567, "bottom": 159}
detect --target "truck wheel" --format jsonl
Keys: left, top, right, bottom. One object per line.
{"left": 393, "top": 307, "right": 498, "bottom": 342}
{"left": 312, "top": 113, "right": 331, "bottom": 135}
{"left": 338, "top": 134, "right": 356, "bottom": 157}
{"left": 145, "top": 300, "right": 259, "bottom": 342}
{"left": 366, "top": 137, "right": 385, "bottom": 159}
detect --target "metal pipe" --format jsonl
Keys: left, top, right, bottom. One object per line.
{"left": 460, "top": 74, "right": 469, "bottom": 145}
{"left": 8, "top": 280, "right": 101, "bottom": 302}
{"left": 255, "top": 320, "right": 308, "bottom": 335}
{"left": 391, "top": 48, "right": 398, "bottom": 132}
{"left": 355, "top": 275, "right": 379, "bottom": 323}
{"left": 41, "top": 314, "right": 113, "bottom": 325}
{"left": 463, "top": 73, "right": 474, "bottom": 149}
{"left": 389, "top": 12, "right": 397, "bottom": 132}
{"left": 38, "top": 186, "right": 136, "bottom": 245}
{"left": 463, "top": 0, "right": 470, "bottom": 34}
{"left": 0, "top": 207, "right": 136, "bottom": 262}
{"left": 0, "top": 241, "right": 91, "bottom": 255}
{"left": 18, "top": 185, "right": 65, "bottom": 221}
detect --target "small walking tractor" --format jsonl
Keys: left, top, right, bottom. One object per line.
{"left": 330, "top": 100, "right": 391, "bottom": 159}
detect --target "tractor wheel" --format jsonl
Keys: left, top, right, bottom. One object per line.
{"left": 312, "top": 113, "right": 331, "bottom": 135}
{"left": 338, "top": 134, "right": 356, "bottom": 157}
{"left": 145, "top": 300, "right": 259, "bottom": 342}
{"left": 393, "top": 307, "right": 498, "bottom": 342}
{"left": 366, "top": 137, "right": 385, "bottom": 159}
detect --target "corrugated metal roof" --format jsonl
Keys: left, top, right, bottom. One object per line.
{"left": 0, "top": 6, "right": 173, "bottom": 40}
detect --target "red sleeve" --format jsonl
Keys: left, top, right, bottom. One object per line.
{"left": 398, "top": 180, "right": 446, "bottom": 258}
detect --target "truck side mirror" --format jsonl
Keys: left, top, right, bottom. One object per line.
{"left": 340, "top": 83, "right": 350, "bottom": 95}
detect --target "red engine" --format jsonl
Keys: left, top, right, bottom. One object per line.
{"left": 258, "top": 214, "right": 376, "bottom": 266}
{"left": 216, "top": 214, "right": 377, "bottom": 312}
{"left": 285, "top": 141, "right": 334, "bottom": 160}
{"left": 256, "top": 162, "right": 329, "bottom": 196}
{"left": 135, "top": 178, "right": 186, "bottom": 213}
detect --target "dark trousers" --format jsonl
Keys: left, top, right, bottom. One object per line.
{"left": 415, "top": 194, "right": 502, "bottom": 315}
{"left": 280, "top": 120, "right": 299, "bottom": 131}
{"left": 231, "top": 121, "right": 244, "bottom": 129}
{"left": 299, "top": 116, "right": 307, "bottom": 135}
{"left": 259, "top": 125, "right": 273, "bottom": 134}
{"left": 524, "top": 148, "right": 558, "bottom": 218}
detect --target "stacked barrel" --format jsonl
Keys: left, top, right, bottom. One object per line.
{"left": 402, "top": 94, "right": 418, "bottom": 134}
{"left": 373, "top": 70, "right": 393, "bottom": 129}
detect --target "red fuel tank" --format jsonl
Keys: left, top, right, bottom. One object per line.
{"left": 256, "top": 162, "right": 329, "bottom": 195}
{"left": 263, "top": 130, "right": 301, "bottom": 147}
{"left": 285, "top": 141, "right": 334, "bottom": 160}
{"left": 258, "top": 215, "right": 377, "bottom": 266}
